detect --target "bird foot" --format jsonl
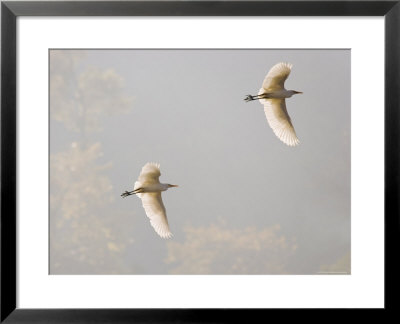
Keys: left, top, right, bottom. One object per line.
{"left": 121, "top": 190, "right": 131, "bottom": 198}
{"left": 244, "top": 95, "right": 255, "bottom": 102}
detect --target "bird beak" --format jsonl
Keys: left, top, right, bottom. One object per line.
{"left": 295, "top": 91, "right": 303, "bottom": 94}
{"left": 169, "top": 184, "right": 179, "bottom": 187}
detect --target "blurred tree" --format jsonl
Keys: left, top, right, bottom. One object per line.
{"left": 50, "top": 50, "right": 133, "bottom": 142}
{"left": 50, "top": 51, "right": 135, "bottom": 274}
{"left": 166, "top": 222, "right": 297, "bottom": 274}
{"left": 319, "top": 251, "right": 351, "bottom": 274}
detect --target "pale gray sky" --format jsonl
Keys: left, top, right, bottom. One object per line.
{"left": 50, "top": 49, "right": 350, "bottom": 274}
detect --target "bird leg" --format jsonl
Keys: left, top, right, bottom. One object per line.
{"left": 244, "top": 94, "right": 263, "bottom": 102}
{"left": 121, "top": 188, "right": 142, "bottom": 198}
{"left": 121, "top": 190, "right": 134, "bottom": 198}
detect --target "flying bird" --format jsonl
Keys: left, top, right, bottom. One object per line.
{"left": 121, "top": 162, "right": 178, "bottom": 239}
{"left": 244, "top": 62, "right": 302, "bottom": 146}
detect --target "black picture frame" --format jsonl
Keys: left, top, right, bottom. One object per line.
{"left": 1, "top": 0, "right": 399, "bottom": 322}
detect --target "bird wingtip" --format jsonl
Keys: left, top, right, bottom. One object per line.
{"left": 146, "top": 161, "right": 161, "bottom": 169}
{"left": 159, "top": 232, "right": 173, "bottom": 239}
{"left": 281, "top": 61, "right": 293, "bottom": 67}
{"left": 284, "top": 138, "right": 300, "bottom": 147}
{"left": 274, "top": 62, "right": 293, "bottom": 71}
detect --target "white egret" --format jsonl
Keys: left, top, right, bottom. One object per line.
{"left": 244, "top": 62, "right": 302, "bottom": 146}
{"left": 121, "top": 162, "right": 178, "bottom": 239}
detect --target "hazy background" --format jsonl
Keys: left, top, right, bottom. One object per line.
{"left": 49, "top": 49, "right": 350, "bottom": 275}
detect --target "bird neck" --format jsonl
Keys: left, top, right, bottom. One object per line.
{"left": 161, "top": 183, "right": 169, "bottom": 191}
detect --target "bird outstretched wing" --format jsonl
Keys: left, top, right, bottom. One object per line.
{"left": 262, "top": 98, "right": 300, "bottom": 146}
{"left": 140, "top": 192, "right": 172, "bottom": 239}
{"left": 138, "top": 162, "right": 161, "bottom": 185}
{"left": 262, "top": 62, "right": 292, "bottom": 91}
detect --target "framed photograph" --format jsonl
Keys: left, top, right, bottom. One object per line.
{"left": 1, "top": 0, "right": 399, "bottom": 322}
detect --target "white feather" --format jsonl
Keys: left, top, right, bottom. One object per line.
{"left": 140, "top": 192, "right": 172, "bottom": 239}
{"left": 130, "top": 162, "right": 175, "bottom": 239}
{"left": 252, "top": 62, "right": 301, "bottom": 146}
{"left": 262, "top": 62, "right": 292, "bottom": 91}
{"left": 262, "top": 98, "right": 300, "bottom": 147}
